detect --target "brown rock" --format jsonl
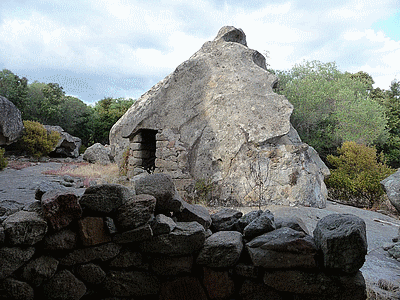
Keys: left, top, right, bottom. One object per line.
{"left": 203, "top": 267, "right": 235, "bottom": 300}
{"left": 78, "top": 217, "right": 111, "bottom": 246}
{"left": 41, "top": 190, "right": 82, "bottom": 231}
{"left": 159, "top": 276, "right": 208, "bottom": 300}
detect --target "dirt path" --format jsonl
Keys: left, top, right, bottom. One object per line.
{"left": 0, "top": 161, "right": 65, "bottom": 206}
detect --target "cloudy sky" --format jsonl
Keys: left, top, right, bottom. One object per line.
{"left": 0, "top": 0, "right": 399, "bottom": 104}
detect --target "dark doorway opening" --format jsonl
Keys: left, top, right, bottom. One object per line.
{"left": 135, "top": 129, "right": 157, "bottom": 173}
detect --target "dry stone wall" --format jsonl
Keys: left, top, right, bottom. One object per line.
{"left": 0, "top": 174, "right": 367, "bottom": 300}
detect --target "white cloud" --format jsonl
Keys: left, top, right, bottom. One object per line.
{"left": 0, "top": 0, "right": 399, "bottom": 102}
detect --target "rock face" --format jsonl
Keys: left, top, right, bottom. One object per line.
{"left": 381, "top": 170, "right": 400, "bottom": 213}
{"left": 44, "top": 125, "right": 82, "bottom": 158}
{"left": 0, "top": 95, "right": 24, "bottom": 145}
{"left": 83, "top": 142, "right": 112, "bottom": 165}
{"left": 110, "top": 26, "right": 329, "bottom": 208}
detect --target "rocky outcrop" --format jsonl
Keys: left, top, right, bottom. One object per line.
{"left": 381, "top": 170, "right": 400, "bottom": 213}
{"left": 0, "top": 95, "right": 24, "bottom": 145}
{"left": 110, "top": 26, "right": 329, "bottom": 208}
{"left": 82, "top": 143, "right": 112, "bottom": 165}
{"left": 0, "top": 175, "right": 367, "bottom": 300}
{"left": 44, "top": 125, "right": 82, "bottom": 158}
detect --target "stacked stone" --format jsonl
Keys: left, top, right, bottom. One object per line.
{"left": 0, "top": 173, "right": 367, "bottom": 300}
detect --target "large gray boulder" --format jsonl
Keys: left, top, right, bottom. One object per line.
{"left": 83, "top": 142, "right": 112, "bottom": 165}
{"left": 44, "top": 125, "right": 82, "bottom": 158}
{"left": 110, "top": 26, "right": 329, "bottom": 208}
{"left": 0, "top": 95, "right": 24, "bottom": 145}
{"left": 381, "top": 170, "right": 400, "bottom": 213}
{"left": 313, "top": 214, "right": 367, "bottom": 274}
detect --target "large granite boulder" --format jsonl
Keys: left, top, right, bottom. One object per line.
{"left": 44, "top": 125, "right": 82, "bottom": 158}
{"left": 83, "top": 142, "right": 112, "bottom": 165}
{"left": 381, "top": 170, "right": 400, "bottom": 213}
{"left": 313, "top": 214, "right": 367, "bottom": 274}
{"left": 110, "top": 26, "right": 329, "bottom": 208}
{"left": 0, "top": 95, "right": 24, "bottom": 145}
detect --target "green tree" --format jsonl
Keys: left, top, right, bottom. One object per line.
{"left": 274, "top": 61, "right": 387, "bottom": 161}
{"left": 92, "top": 97, "right": 134, "bottom": 144}
{"left": 0, "top": 69, "right": 28, "bottom": 115}
{"left": 372, "top": 79, "right": 400, "bottom": 167}
{"left": 326, "top": 141, "right": 394, "bottom": 208}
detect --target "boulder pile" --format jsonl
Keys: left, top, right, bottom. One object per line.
{"left": 0, "top": 174, "right": 367, "bottom": 300}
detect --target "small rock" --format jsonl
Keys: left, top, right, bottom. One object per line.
{"left": 275, "top": 215, "right": 309, "bottom": 235}
{"left": 115, "top": 194, "right": 156, "bottom": 231}
{"left": 197, "top": 231, "right": 243, "bottom": 268}
{"left": 42, "top": 270, "right": 86, "bottom": 300}
{"left": 203, "top": 267, "right": 235, "bottom": 300}
{"left": 108, "top": 248, "right": 148, "bottom": 269}
{"left": 237, "top": 210, "right": 263, "bottom": 233}
{"left": 80, "top": 184, "right": 134, "bottom": 215}
{"left": 21, "top": 255, "right": 59, "bottom": 287}
{"left": 152, "top": 214, "right": 176, "bottom": 235}
{"left": 113, "top": 223, "right": 153, "bottom": 244}
{"left": 43, "top": 228, "right": 78, "bottom": 250}
{"left": 210, "top": 208, "right": 243, "bottom": 232}
{"left": 246, "top": 227, "right": 317, "bottom": 269}
{"left": 59, "top": 242, "right": 121, "bottom": 266}
{"left": 0, "top": 247, "right": 35, "bottom": 280}
{"left": 75, "top": 263, "right": 106, "bottom": 285}
{"left": 175, "top": 201, "right": 212, "bottom": 229}
{"left": 3, "top": 210, "right": 48, "bottom": 245}
{"left": 151, "top": 255, "right": 193, "bottom": 276}
{"left": 388, "top": 243, "right": 400, "bottom": 259}
{"left": 159, "top": 276, "right": 208, "bottom": 300}
{"left": 104, "top": 270, "right": 160, "bottom": 297}
{"left": 135, "top": 173, "right": 183, "bottom": 212}
{"left": 35, "top": 181, "right": 65, "bottom": 200}
{"left": 243, "top": 210, "right": 275, "bottom": 240}
{"left": 3, "top": 278, "right": 34, "bottom": 300}
{"left": 140, "top": 221, "right": 206, "bottom": 256}
{"left": 83, "top": 143, "right": 112, "bottom": 165}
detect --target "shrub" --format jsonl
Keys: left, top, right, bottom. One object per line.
{"left": 325, "top": 141, "right": 395, "bottom": 208}
{"left": 0, "top": 148, "right": 7, "bottom": 170}
{"left": 17, "top": 120, "right": 60, "bottom": 157}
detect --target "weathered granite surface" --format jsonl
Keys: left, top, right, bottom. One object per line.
{"left": 110, "top": 26, "right": 329, "bottom": 208}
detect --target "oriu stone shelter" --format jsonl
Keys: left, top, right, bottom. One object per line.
{"left": 110, "top": 26, "right": 330, "bottom": 208}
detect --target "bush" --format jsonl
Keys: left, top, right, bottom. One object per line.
{"left": 17, "top": 120, "right": 60, "bottom": 157}
{"left": 0, "top": 148, "right": 7, "bottom": 170}
{"left": 325, "top": 141, "right": 395, "bottom": 208}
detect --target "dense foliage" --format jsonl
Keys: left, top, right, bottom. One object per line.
{"left": 325, "top": 142, "right": 394, "bottom": 208}
{"left": 274, "top": 61, "right": 388, "bottom": 161}
{"left": 0, "top": 69, "right": 134, "bottom": 147}
{"left": 0, "top": 148, "right": 7, "bottom": 170}
{"left": 16, "top": 121, "right": 61, "bottom": 157}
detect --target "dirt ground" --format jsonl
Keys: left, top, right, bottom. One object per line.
{"left": 1, "top": 160, "right": 399, "bottom": 297}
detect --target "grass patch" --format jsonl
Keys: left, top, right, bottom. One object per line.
{"left": 44, "top": 162, "right": 120, "bottom": 184}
